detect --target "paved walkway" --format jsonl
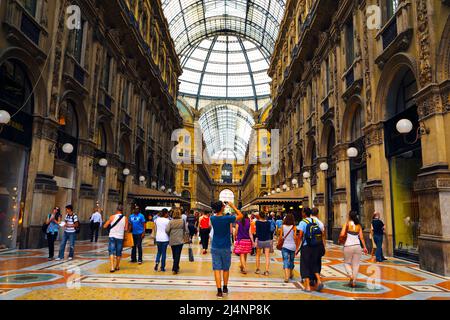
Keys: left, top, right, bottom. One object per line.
{"left": 0, "top": 237, "right": 449, "bottom": 300}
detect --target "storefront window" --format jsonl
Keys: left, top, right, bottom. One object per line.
{"left": 389, "top": 149, "right": 421, "bottom": 257}
{"left": 0, "top": 143, "right": 27, "bottom": 249}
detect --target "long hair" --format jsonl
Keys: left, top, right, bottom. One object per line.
{"left": 239, "top": 212, "right": 249, "bottom": 227}
{"left": 283, "top": 213, "right": 295, "bottom": 226}
{"left": 172, "top": 208, "right": 182, "bottom": 219}
{"left": 349, "top": 211, "right": 361, "bottom": 225}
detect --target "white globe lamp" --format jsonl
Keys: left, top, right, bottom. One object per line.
{"left": 347, "top": 147, "right": 358, "bottom": 158}
{"left": 282, "top": 184, "right": 288, "bottom": 190}
{"left": 139, "top": 176, "right": 146, "bottom": 182}
{"left": 99, "top": 158, "right": 108, "bottom": 167}
{"left": 320, "top": 162, "right": 329, "bottom": 171}
{"left": 303, "top": 171, "right": 310, "bottom": 179}
{"left": 122, "top": 168, "right": 130, "bottom": 176}
{"left": 0, "top": 110, "right": 11, "bottom": 124}
{"left": 62, "top": 143, "right": 74, "bottom": 154}
{"left": 396, "top": 119, "right": 413, "bottom": 134}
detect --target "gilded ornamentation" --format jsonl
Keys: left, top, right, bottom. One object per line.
{"left": 416, "top": 0, "right": 433, "bottom": 86}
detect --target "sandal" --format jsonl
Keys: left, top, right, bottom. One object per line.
{"left": 110, "top": 269, "right": 115, "bottom": 273}
{"left": 263, "top": 271, "right": 269, "bottom": 276}
{"left": 255, "top": 269, "right": 260, "bottom": 274}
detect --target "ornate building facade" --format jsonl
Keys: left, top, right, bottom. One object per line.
{"left": 0, "top": 0, "right": 181, "bottom": 249}
{"left": 268, "top": 0, "right": 450, "bottom": 275}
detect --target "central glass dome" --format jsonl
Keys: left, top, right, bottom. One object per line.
{"left": 179, "top": 35, "right": 271, "bottom": 105}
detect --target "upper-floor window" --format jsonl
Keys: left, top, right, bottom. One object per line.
{"left": 21, "top": 0, "right": 37, "bottom": 17}
{"left": 386, "top": 0, "right": 399, "bottom": 21}
{"left": 122, "top": 81, "right": 130, "bottom": 112}
{"left": 138, "top": 99, "right": 145, "bottom": 127}
{"left": 102, "top": 54, "right": 112, "bottom": 92}
{"left": 68, "top": 18, "right": 87, "bottom": 65}
{"left": 351, "top": 106, "right": 365, "bottom": 141}
{"left": 344, "top": 19, "right": 355, "bottom": 68}
{"left": 325, "top": 57, "right": 331, "bottom": 94}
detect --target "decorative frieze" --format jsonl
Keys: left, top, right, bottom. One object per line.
{"left": 364, "top": 123, "right": 384, "bottom": 147}
{"left": 416, "top": 0, "right": 433, "bottom": 87}
{"left": 79, "top": 183, "right": 96, "bottom": 199}
{"left": 415, "top": 84, "right": 446, "bottom": 119}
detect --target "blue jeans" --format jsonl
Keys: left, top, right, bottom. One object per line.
{"left": 108, "top": 237, "right": 124, "bottom": 257}
{"left": 155, "top": 241, "right": 169, "bottom": 269}
{"left": 373, "top": 234, "right": 383, "bottom": 262}
{"left": 281, "top": 248, "right": 295, "bottom": 270}
{"left": 58, "top": 231, "right": 76, "bottom": 259}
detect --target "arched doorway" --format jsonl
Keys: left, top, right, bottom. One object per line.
{"left": 383, "top": 68, "right": 421, "bottom": 261}
{"left": 349, "top": 104, "right": 368, "bottom": 228}
{"left": 0, "top": 59, "right": 34, "bottom": 249}
{"left": 219, "top": 189, "right": 235, "bottom": 203}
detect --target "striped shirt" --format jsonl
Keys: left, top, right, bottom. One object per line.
{"left": 64, "top": 214, "right": 78, "bottom": 233}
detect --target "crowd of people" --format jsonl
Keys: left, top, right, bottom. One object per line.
{"left": 42, "top": 201, "right": 387, "bottom": 297}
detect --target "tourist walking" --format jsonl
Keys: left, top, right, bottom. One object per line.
{"left": 89, "top": 208, "right": 102, "bottom": 243}
{"left": 186, "top": 210, "right": 197, "bottom": 243}
{"left": 210, "top": 201, "right": 243, "bottom": 298}
{"left": 280, "top": 213, "right": 298, "bottom": 283}
{"left": 56, "top": 205, "right": 79, "bottom": 261}
{"left": 154, "top": 209, "right": 170, "bottom": 272}
{"left": 297, "top": 207, "right": 325, "bottom": 292}
{"left": 339, "top": 211, "right": 368, "bottom": 287}
{"left": 251, "top": 211, "right": 272, "bottom": 276}
{"left": 166, "top": 208, "right": 188, "bottom": 274}
{"left": 103, "top": 206, "right": 128, "bottom": 272}
{"left": 371, "top": 212, "right": 386, "bottom": 262}
{"left": 45, "top": 207, "right": 61, "bottom": 260}
{"left": 233, "top": 212, "right": 252, "bottom": 274}
{"left": 311, "top": 207, "right": 326, "bottom": 274}
{"left": 275, "top": 214, "right": 283, "bottom": 237}
{"left": 199, "top": 212, "right": 211, "bottom": 254}
{"left": 129, "top": 206, "right": 146, "bottom": 264}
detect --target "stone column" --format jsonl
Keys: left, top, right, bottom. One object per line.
{"left": 332, "top": 143, "right": 350, "bottom": 242}
{"left": 22, "top": 118, "right": 59, "bottom": 248}
{"left": 414, "top": 84, "right": 450, "bottom": 276}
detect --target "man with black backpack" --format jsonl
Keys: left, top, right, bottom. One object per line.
{"left": 296, "top": 207, "right": 325, "bottom": 292}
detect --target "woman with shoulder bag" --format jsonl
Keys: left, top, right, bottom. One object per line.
{"left": 45, "top": 207, "right": 61, "bottom": 260}
{"left": 103, "top": 206, "right": 128, "bottom": 273}
{"left": 279, "top": 213, "right": 298, "bottom": 283}
{"left": 339, "top": 211, "right": 368, "bottom": 287}
{"left": 166, "top": 208, "right": 188, "bottom": 274}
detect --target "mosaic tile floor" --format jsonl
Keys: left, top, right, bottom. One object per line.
{"left": 0, "top": 237, "right": 449, "bottom": 300}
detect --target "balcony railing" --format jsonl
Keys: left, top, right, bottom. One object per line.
{"left": 121, "top": 110, "right": 131, "bottom": 128}
{"left": 345, "top": 67, "right": 355, "bottom": 89}
{"left": 73, "top": 63, "right": 85, "bottom": 86}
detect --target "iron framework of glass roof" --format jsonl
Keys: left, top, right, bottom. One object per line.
{"left": 161, "top": 0, "right": 286, "bottom": 160}
{"left": 199, "top": 104, "right": 255, "bottom": 160}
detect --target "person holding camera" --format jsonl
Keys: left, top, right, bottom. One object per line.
{"left": 210, "top": 201, "right": 243, "bottom": 298}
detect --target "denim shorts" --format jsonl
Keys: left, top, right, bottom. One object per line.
{"left": 281, "top": 248, "right": 295, "bottom": 270}
{"left": 108, "top": 237, "right": 124, "bottom": 257}
{"left": 211, "top": 247, "right": 232, "bottom": 271}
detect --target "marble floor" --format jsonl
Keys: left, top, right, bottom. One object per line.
{"left": 0, "top": 237, "right": 449, "bottom": 300}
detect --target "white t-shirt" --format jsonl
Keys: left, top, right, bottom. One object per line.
{"left": 155, "top": 217, "right": 170, "bottom": 242}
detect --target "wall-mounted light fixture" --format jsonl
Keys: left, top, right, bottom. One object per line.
{"left": 396, "top": 118, "right": 430, "bottom": 144}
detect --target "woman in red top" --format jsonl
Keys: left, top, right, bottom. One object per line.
{"left": 198, "top": 212, "right": 211, "bottom": 254}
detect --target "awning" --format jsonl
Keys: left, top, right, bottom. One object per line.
{"left": 245, "top": 188, "right": 304, "bottom": 206}
{"left": 129, "top": 186, "right": 190, "bottom": 204}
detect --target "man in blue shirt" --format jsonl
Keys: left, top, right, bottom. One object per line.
{"left": 210, "top": 200, "right": 243, "bottom": 298}
{"left": 129, "top": 206, "right": 146, "bottom": 264}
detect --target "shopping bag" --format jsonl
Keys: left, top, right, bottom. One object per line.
{"left": 123, "top": 232, "right": 134, "bottom": 248}
{"left": 188, "top": 244, "right": 194, "bottom": 262}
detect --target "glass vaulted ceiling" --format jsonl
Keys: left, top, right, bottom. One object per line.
{"left": 161, "top": 0, "right": 286, "bottom": 160}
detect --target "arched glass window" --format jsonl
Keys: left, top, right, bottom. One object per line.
{"left": 351, "top": 106, "right": 365, "bottom": 141}
{"left": 221, "top": 163, "right": 233, "bottom": 183}
{"left": 58, "top": 101, "right": 78, "bottom": 138}
{"left": 0, "top": 60, "right": 34, "bottom": 114}
{"left": 97, "top": 124, "right": 107, "bottom": 153}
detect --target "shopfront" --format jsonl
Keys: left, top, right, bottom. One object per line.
{"left": 0, "top": 59, "right": 33, "bottom": 249}
{"left": 384, "top": 68, "right": 421, "bottom": 261}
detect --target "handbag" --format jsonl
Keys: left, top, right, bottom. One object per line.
{"left": 183, "top": 221, "right": 190, "bottom": 244}
{"left": 338, "top": 223, "right": 348, "bottom": 245}
{"left": 276, "top": 226, "right": 294, "bottom": 250}
{"left": 188, "top": 243, "right": 194, "bottom": 262}
{"left": 123, "top": 232, "right": 134, "bottom": 247}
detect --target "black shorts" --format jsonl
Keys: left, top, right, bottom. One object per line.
{"left": 300, "top": 245, "right": 321, "bottom": 280}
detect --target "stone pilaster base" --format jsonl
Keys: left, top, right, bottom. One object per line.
{"left": 414, "top": 167, "right": 450, "bottom": 276}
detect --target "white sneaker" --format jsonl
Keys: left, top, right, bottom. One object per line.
{"left": 68, "top": 257, "right": 73, "bottom": 261}
{"left": 55, "top": 258, "right": 62, "bottom": 261}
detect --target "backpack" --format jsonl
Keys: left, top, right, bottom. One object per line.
{"left": 303, "top": 218, "right": 322, "bottom": 247}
